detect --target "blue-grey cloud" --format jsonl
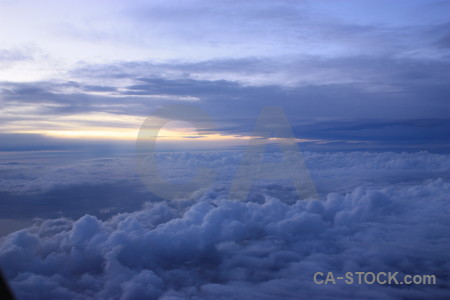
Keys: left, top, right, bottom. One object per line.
{"left": 1, "top": 150, "right": 448, "bottom": 218}
{"left": 0, "top": 48, "right": 32, "bottom": 63}
{"left": 0, "top": 133, "right": 134, "bottom": 152}
{"left": 1, "top": 150, "right": 449, "bottom": 299}
{"left": 2, "top": 54, "right": 450, "bottom": 151}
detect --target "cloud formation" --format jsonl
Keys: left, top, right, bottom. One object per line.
{"left": 2, "top": 58, "right": 449, "bottom": 151}
{"left": 1, "top": 1, "right": 449, "bottom": 151}
{"left": 1, "top": 179, "right": 449, "bottom": 299}
{"left": 0, "top": 151, "right": 449, "bottom": 299}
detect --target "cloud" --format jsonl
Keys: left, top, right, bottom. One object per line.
{"left": 71, "top": 54, "right": 450, "bottom": 88}
{"left": 1, "top": 150, "right": 448, "bottom": 195}
{"left": 0, "top": 169, "right": 449, "bottom": 299}
{"left": 0, "top": 133, "right": 135, "bottom": 152}
{"left": 431, "top": 21, "right": 450, "bottom": 49}
{"left": 0, "top": 149, "right": 447, "bottom": 241}
{"left": 1, "top": 0, "right": 448, "bottom": 68}
{"left": 291, "top": 118, "right": 450, "bottom": 152}
{"left": 0, "top": 47, "right": 32, "bottom": 64}
{"left": 2, "top": 53, "right": 450, "bottom": 151}
{"left": 436, "top": 34, "right": 450, "bottom": 48}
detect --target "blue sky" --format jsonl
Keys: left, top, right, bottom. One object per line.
{"left": 0, "top": 0, "right": 449, "bottom": 152}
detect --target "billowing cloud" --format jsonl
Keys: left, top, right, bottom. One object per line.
{"left": 1, "top": 176, "right": 449, "bottom": 299}
{"left": 0, "top": 151, "right": 449, "bottom": 299}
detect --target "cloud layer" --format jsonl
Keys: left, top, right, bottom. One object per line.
{"left": 0, "top": 151, "right": 449, "bottom": 299}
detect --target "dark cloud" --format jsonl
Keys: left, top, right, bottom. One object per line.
{"left": 126, "top": 78, "right": 243, "bottom": 97}
{"left": 0, "top": 133, "right": 134, "bottom": 152}
{"left": 0, "top": 182, "right": 158, "bottom": 220}
{"left": 431, "top": 21, "right": 450, "bottom": 49}
{"left": 1, "top": 52, "right": 449, "bottom": 151}
{"left": 436, "top": 34, "right": 450, "bottom": 48}
{"left": 291, "top": 118, "right": 450, "bottom": 151}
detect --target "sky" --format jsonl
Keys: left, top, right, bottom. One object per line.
{"left": 0, "top": 0, "right": 449, "bottom": 152}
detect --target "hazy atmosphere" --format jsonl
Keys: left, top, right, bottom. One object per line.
{"left": 0, "top": 1, "right": 449, "bottom": 299}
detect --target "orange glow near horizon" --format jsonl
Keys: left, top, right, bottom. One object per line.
{"left": 13, "top": 127, "right": 319, "bottom": 147}
{"left": 7, "top": 115, "right": 322, "bottom": 147}
{"left": 15, "top": 127, "right": 250, "bottom": 143}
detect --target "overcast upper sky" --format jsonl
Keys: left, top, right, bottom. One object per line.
{"left": 0, "top": 0, "right": 449, "bottom": 151}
